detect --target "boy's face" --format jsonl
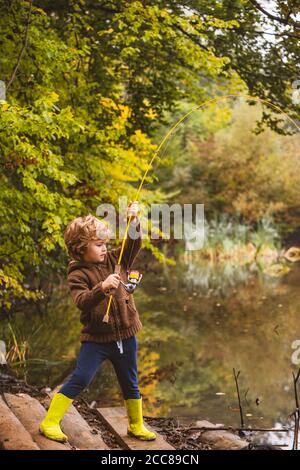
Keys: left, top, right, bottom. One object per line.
{"left": 83, "top": 238, "right": 108, "bottom": 263}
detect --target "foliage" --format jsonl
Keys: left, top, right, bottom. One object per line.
{"left": 0, "top": 1, "right": 298, "bottom": 311}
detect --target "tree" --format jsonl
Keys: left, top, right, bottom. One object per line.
{"left": 0, "top": 0, "right": 239, "bottom": 310}
{"left": 0, "top": 0, "right": 298, "bottom": 311}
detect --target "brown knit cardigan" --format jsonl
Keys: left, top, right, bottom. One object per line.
{"left": 67, "top": 217, "right": 143, "bottom": 343}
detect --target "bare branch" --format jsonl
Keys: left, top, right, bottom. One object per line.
{"left": 6, "top": 0, "right": 33, "bottom": 91}
{"left": 233, "top": 368, "right": 245, "bottom": 428}
{"left": 291, "top": 369, "right": 300, "bottom": 450}
{"left": 248, "top": 0, "right": 300, "bottom": 30}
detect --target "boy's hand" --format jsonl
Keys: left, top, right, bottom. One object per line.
{"left": 102, "top": 274, "right": 121, "bottom": 293}
{"left": 127, "top": 200, "right": 139, "bottom": 220}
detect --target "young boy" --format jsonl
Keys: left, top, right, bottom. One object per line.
{"left": 39, "top": 201, "right": 156, "bottom": 442}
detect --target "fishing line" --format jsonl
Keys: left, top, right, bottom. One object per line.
{"left": 102, "top": 93, "right": 300, "bottom": 322}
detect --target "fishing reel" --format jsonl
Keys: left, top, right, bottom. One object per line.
{"left": 120, "top": 270, "right": 143, "bottom": 294}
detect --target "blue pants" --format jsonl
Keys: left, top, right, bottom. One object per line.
{"left": 58, "top": 336, "right": 141, "bottom": 400}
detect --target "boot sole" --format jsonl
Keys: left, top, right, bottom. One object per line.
{"left": 38, "top": 427, "right": 68, "bottom": 443}
{"left": 127, "top": 430, "right": 156, "bottom": 441}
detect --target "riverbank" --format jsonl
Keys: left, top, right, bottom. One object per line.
{"left": 1, "top": 367, "right": 265, "bottom": 451}
{"left": 2, "top": 241, "right": 299, "bottom": 450}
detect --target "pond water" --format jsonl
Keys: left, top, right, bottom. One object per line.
{"left": 1, "top": 256, "right": 300, "bottom": 449}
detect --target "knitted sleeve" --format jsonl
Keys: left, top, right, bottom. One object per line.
{"left": 110, "top": 216, "right": 142, "bottom": 269}
{"left": 67, "top": 271, "right": 109, "bottom": 311}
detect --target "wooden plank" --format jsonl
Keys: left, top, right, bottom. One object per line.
{"left": 97, "top": 406, "right": 175, "bottom": 450}
{"left": 0, "top": 395, "right": 40, "bottom": 450}
{"left": 4, "top": 393, "right": 71, "bottom": 450}
{"left": 44, "top": 393, "right": 108, "bottom": 450}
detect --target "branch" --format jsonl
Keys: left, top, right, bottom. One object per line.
{"left": 6, "top": 0, "right": 33, "bottom": 91}
{"left": 233, "top": 368, "right": 245, "bottom": 428}
{"left": 291, "top": 369, "right": 300, "bottom": 450}
{"left": 231, "top": 26, "right": 300, "bottom": 41}
{"left": 154, "top": 11, "right": 210, "bottom": 53}
{"left": 248, "top": 0, "right": 300, "bottom": 30}
{"left": 0, "top": 247, "right": 23, "bottom": 259}
{"left": 172, "top": 22, "right": 210, "bottom": 52}
{"left": 187, "top": 426, "right": 291, "bottom": 433}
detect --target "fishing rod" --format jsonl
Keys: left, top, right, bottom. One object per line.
{"left": 102, "top": 92, "right": 300, "bottom": 323}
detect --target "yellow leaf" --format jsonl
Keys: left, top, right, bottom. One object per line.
{"left": 100, "top": 97, "right": 118, "bottom": 110}
{"left": 50, "top": 91, "right": 59, "bottom": 102}
{"left": 145, "top": 108, "right": 158, "bottom": 120}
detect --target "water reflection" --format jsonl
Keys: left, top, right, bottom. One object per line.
{"left": 1, "top": 258, "right": 300, "bottom": 448}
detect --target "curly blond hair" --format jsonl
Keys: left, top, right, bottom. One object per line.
{"left": 64, "top": 214, "right": 110, "bottom": 261}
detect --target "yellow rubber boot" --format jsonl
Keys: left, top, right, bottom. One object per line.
{"left": 39, "top": 392, "right": 73, "bottom": 442}
{"left": 124, "top": 397, "right": 156, "bottom": 441}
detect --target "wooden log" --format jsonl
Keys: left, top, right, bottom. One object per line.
{"left": 97, "top": 406, "right": 175, "bottom": 450}
{"left": 194, "top": 420, "right": 248, "bottom": 450}
{"left": 4, "top": 393, "right": 71, "bottom": 450}
{"left": 0, "top": 395, "right": 40, "bottom": 450}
